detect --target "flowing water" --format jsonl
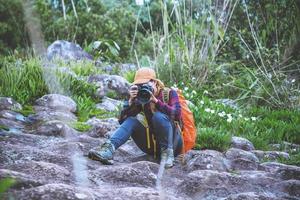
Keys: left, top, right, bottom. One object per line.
{"left": 156, "top": 158, "right": 167, "bottom": 199}
{"left": 21, "top": 0, "right": 90, "bottom": 187}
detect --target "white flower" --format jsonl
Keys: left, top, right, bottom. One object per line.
{"left": 218, "top": 112, "right": 225, "bottom": 117}
{"left": 135, "top": 0, "right": 144, "bottom": 6}
{"left": 184, "top": 87, "right": 189, "bottom": 91}
{"left": 192, "top": 77, "right": 196, "bottom": 81}
{"left": 210, "top": 109, "right": 215, "bottom": 114}
{"left": 291, "top": 79, "right": 295, "bottom": 83}
{"left": 226, "top": 114, "right": 232, "bottom": 118}
{"left": 238, "top": 114, "right": 243, "bottom": 118}
{"left": 203, "top": 90, "right": 209, "bottom": 94}
{"left": 244, "top": 117, "right": 249, "bottom": 121}
{"left": 227, "top": 118, "right": 232, "bottom": 123}
{"left": 204, "top": 108, "right": 211, "bottom": 113}
{"left": 251, "top": 117, "right": 257, "bottom": 121}
{"left": 192, "top": 90, "right": 197, "bottom": 94}
{"left": 200, "top": 100, "right": 204, "bottom": 105}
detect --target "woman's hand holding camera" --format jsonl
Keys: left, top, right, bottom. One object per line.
{"left": 129, "top": 85, "right": 138, "bottom": 105}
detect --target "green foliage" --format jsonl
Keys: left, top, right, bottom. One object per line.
{"left": 0, "top": 0, "right": 28, "bottom": 55}
{"left": 73, "top": 94, "right": 97, "bottom": 122}
{"left": 0, "top": 177, "right": 16, "bottom": 195}
{"left": 0, "top": 125, "right": 9, "bottom": 131}
{"left": 86, "top": 39, "right": 120, "bottom": 62}
{"left": 34, "top": 0, "right": 136, "bottom": 61}
{"left": 123, "top": 70, "right": 135, "bottom": 83}
{"left": 0, "top": 57, "right": 48, "bottom": 105}
{"left": 184, "top": 87, "right": 300, "bottom": 151}
{"left": 71, "top": 121, "right": 92, "bottom": 132}
{"left": 281, "top": 152, "right": 300, "bottom": 166}
{"left": 13, "top": 105, "right": 35, "bottom": 116}
{"left": 195, "top": 127, "right": 231, "bottom": 152}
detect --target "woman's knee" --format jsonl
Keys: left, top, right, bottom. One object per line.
{"left": 152, "top": 111, "right": 170, "bottom": 124}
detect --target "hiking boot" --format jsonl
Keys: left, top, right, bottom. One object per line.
{"left": 160, "top": 148, "right": 174, "bottom": 168}
{"left": 88, "top": 140, "right": 115, "bottom": 165}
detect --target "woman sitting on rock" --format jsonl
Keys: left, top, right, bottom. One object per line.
{"left": 88, "top": 67, "right": 183, "bottom": 168}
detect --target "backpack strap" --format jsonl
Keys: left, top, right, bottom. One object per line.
{"left": 162, "top": 87, "right": 171, "bottom": 104}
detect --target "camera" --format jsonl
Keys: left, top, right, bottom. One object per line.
{"left": 137, "top": 83, "right": 154, "bottom": 104}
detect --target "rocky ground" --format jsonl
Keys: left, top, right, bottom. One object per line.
{"left": 0, "top": 94, "right": 299, "bottom": 200}
{"left": 1, "top": 40, "right": 300, "bottom": 200}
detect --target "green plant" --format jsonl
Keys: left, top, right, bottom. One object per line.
{"left": 13, "top": 105, "right": 35, "bottom": 117}
{"left": 0, "top": 57, "right": 48, "bottom": 105}
{"left": 123, "top": 70, "right": 135, "bottom": 83}
{"left": 73, "top": 95, "right": 97, "bottom": 122}
{"left": 195, "top": 127, "right": 231, "bottom": 152}
{"left": 86, "top": 39, "right": 120, "bottom": 62}
{"left": 71, "top": 121, "right": 92, "bottom": 132}
{"left": 0, "top": 177, "right": 16, "bottom": 197}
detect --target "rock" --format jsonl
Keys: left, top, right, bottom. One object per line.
{"left": 96, "top": 96, "right": 122, "bottom": 112}
{"left": 9, "top": 183, "right": 179, "bottom": 200}
{"left": 225, "top": 148, "right": 259, "bottom": 170}
{"left": 34, "top": 120, "right": 77, "bottom": 137}
{"left": 89, "top": 161, "right": 158, "bottom": 187}
{"left": 260, "top": 162, "right": 300, "bottom": 180}
{"left": 0, "top": 169, "right": 45, "bottom": 190}
{"left": 30, "top": 106, "right": 77, "bottom": 123}
{"left": 273, "top": 180, "right": 300, "bottom": 198}
{"left": 183, "top": 150, "right": 231, "bottom": 172}
{"left": 86, "top": 117, "right": 119, "bottom": 138}
{"left": 47, "top": 40, "right": 93, "bottom": 61}
{"left": 252, "top": 150, "right": 290, "bottom": 161}
{"left": 35, "top": 94, "right": 77, "bottom": 113}
{"left": 270, "top": 142, "right": 300, "bottom": 153}
{"left": 215, "top": 99, "right": 238, "bottom": 109}
{"left": 0, "top": 118, "right": 24, "bottom": 130}
{"left": 178, "top": 170, "right": 279, "bottom": 199}
{"left": 0, "top": 97, "right": 22, "bottom": 111}
{"left": 88, "top": 74, "right": 130, "bottom": 98}
{"left": 6, "top": 161, "right": 71, "bottom": 183}
{"left": 223, "top": 192, "right": 279, "bottom": 200}
{"left": 231, "top": 137, "right": 255, "bottom": 151}
{"left": 0, "top": 110, "right": 27, "bottom": 122}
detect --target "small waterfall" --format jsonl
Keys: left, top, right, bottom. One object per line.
{"left": 21, "top": 0, "right": 90, "bottom": 187}
{"left": 156, "top": 159, "right": 167, "bottom": 199}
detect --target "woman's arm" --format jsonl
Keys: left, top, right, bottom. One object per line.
{"left": 118, "top": 100, "right": 142, "bottom": 124}
{"left": 155, "top": 89, "right": 181, "bottom": 121}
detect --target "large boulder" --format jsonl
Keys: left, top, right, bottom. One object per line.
{"left": 47, "top": 40, "right": 93, "bottom": 61}
{"left": 33, "top": 120, "right": 77, "bottom": 137}
{"left": 86, "top": 117, "right": 119, "bottom": 138}
{"left": 225, "top": 148, "right": 259, "bottom": 170}
{"left": 252, "top": 150, "right": 290, "bottom": 161}
{"left": 29, "top": 106, "right": 77, "bottom": 123}
{"left": 88, "top": 74, "right": 130, "bottom": 98}
{"left": 260, "top": 162, "right": 300, "bottom": 180}
{"left": 35, "top": 94, "right": 77, "bottom": 113}
{"left": 89, "top": 161, "right": 158, "bottom": 187}
{"left": 231, "top": 137, "right": 255, "bottom": 151}
{"left": 96, "top": 96, "right": 122, "bottom": 112}
{"left": 183, "top": 150, "right": 231, "bottom": 172}
{"left": 178, "top": 170, "right": 279, "bottom": 199}
{"left": 8, "top": 183, "right": 181, "bottom": 200}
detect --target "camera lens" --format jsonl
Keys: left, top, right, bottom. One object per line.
{"left": 137, "top": 84, "right": 153, "bottom": 104}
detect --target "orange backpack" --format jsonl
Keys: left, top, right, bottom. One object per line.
{"left": 162, "top": 88, "right": 197, "bottom": 153}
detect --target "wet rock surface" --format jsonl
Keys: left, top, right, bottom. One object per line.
{"left": 1, "top": 96, "right": 300, "bottom": 200}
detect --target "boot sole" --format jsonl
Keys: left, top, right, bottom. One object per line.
{"left": 88, "top": 152, "right": 114, "bottom": 165}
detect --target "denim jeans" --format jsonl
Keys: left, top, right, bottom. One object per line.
{"left": 110, "top": 111, "right": 183, "bottom": 157}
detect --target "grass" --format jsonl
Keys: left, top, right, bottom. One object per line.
{"left": 71, "top": 121, "right": 92, "bottom": 132}
{"left": 181, "top": 87, "right": 300, "bottom": 152}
